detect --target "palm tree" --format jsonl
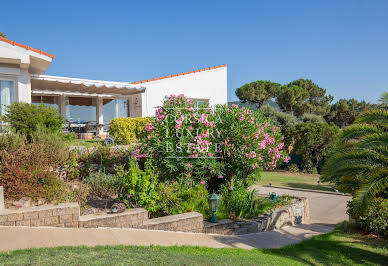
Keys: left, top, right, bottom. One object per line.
{"left": 322, "top": 99, "right": 388, "bottom": 209}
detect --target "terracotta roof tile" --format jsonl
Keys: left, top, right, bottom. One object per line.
{"left": 131, "top": 64, "right": 227, "bottom": 84}
{"left": 0, "top": 36, "right": 55, "bottom": 59}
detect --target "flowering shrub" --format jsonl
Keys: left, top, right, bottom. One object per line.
{"left": 109, "top": 117, "right": 151, "bottom": 144}
{"left": 141, "top": 94, "right": 288, "bottom": 192}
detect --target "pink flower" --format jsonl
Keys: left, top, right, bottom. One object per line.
{"left": 239, "top": 114, "right": 245, "bottom": 121}
{"left": 249, "top": 117, "right": 254, "bottom": 124}
{"left": 242, "top": 134, "right": 246, "bottom": 140}
{"left": 218, "top": 175, "right": 223, "bottom": 179}
{"left": 208, "top": 152, "right": 213, "bottom": 157}
{"left": 283, "top": 156, "right": 291, "bottom": 163}
{"left": 145, "top": 123, "right": 154, "bottom": 133}
{"left": 200, "top": 180, "right": 205, "bottom": 185}
{"left": 186, "top": 163, "right": 193, "bottom": 168}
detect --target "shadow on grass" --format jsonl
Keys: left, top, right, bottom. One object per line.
{"left": 285, "top": 182, "right": 334, "bottom": 192}
{"left": 262, "top": 231, "right": 388, "bottom": 265}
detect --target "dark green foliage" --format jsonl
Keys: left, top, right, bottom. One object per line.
{"left": 236, "top": 80, "right": 281, "bottom": 108}
{"left": 288, "top": 163, "right": 300, "bottom": 172}
{"left": 152, "top": 182, "right": 210, "bottom": 218}
{"left": 324, "top": 98, "right": 375, "bottom": 127}
{"left": 4, "top": 103, "right": 64, "bottom": 140}
{"left": 217, "top": 183, "right": 293, "bottom": 219}
{"left": 347, "top": 198, "right": 388, "bottom": 236}
{"left": 217, "top": 183, "right": 255, "bottom": 219}
{"left": 290, "top": 122, "right": 340, "bottom": 172}
{"left": 288, "top": 79, "right": 333, "bottom": 116}
{"left": 301, "top": 113, "right": 325, "bottom": 123}
{"left": 380, "top": 91, "right": 388, "bottom": 108}
{"left": 0, "top": 32, "right": 6, "bottom": 38}
{"left": 322, "top": 104, "right": 388, "bottom": 235}
{"left": 276, "top": 85, "right": 309, "bottom": 116}
{"left": 116, "top": 158, "right": 160, "bottom": 212}
{"left": 261, "top": 105, "right": 298, "bottom": 131}
{"left": 322, "top": 109, "right": 388, "bottom": 200}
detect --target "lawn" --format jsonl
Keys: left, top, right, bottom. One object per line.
{"left": 256, "top": 171, "right": 334, "bottom": 192}
{"left": 68, "top": 139, "right": 105, "bottom": 147}
{"left": 0, "top": 230, "right": 386, "bottom": 265}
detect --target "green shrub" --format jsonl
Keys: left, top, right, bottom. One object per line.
{"left": 85, "top": 171, "right": 121, "bottom": 198}
{"left": 217, "top": 183, "right": 255, "bottom": 219}
{"left": 109, "top": 117, "right": 151, "bottom": 144}
{"left": 289, "top": 122, "right": 340, "bottom": 172}
{"left": 301, "top": 113, "right": 326, "bottom": 123}
{"left": 117, "top": 158, "right": 159, "bottom": 212}
{"left": 288, "top": 163, "right": 299, "bottom": 173}
{"left": 152, "top": 182, "right": 210, "bottom": 218}
{"left": 142, "top": 95, "right": 288, "bottom": 192}
{"left": 0, "top": 132, "right": 70, "bottom": 200}
{"left": 4, "top": 103, "right": 64, "bottom": 140}
{"left": 347, "top": 198, "right": 388, "bottom": 236}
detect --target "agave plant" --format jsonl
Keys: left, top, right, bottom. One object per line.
{"left": 322, "top": 106, "right": 388, "bottom": 209}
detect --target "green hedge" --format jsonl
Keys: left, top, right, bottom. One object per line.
{"left": 109, "top": 117, "right": 151, "bottom": 144}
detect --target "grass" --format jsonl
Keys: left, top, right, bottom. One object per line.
{"left": 256, "top": 171, "right": 335, "bottom": 192}
{"left": 68, "top": 139, "right": 104, "bottom": 147}
{"left": 0, "top": 229, "right": 386, "bottom": 265}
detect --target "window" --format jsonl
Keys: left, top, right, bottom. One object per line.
{"left": 0, "top": 80, "right": 15, "bottom": 116}
{"left": 192, "top": 99, "right": 209, "bottom": 110}
{"left": 32, "top": 95, "right": 59, "bottom": 110}
{"left": 103, "top": 99, "right": 129, "bottom": 124}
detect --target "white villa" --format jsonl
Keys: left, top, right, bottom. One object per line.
{"left": 0, "top": 36, "right": 227, "bottom": 136}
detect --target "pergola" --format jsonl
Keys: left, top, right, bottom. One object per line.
{"left": 30, "top": 74, "right": 145, "bottom": 135}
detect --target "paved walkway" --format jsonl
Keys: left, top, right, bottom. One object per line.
{"left": 0, "top": 223, "right": 334, "bottom": 251}
{"left": 254, "top": 186, "right": 352, "bottom": 224}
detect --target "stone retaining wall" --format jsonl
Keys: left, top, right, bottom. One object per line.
{"left": 140, "top": 212, "right": 203, "bottom": 233}
{"left": 203, "top": 197, "right": 310, "bottom": 235}
{"left": 0, "top": 203, "right": 79, "bottom": 227}
{"left": 78, "top": 209, "right": 147, "bottom": 228}
{"left": 0, "top": 193, "right": 309, "bottom": 235}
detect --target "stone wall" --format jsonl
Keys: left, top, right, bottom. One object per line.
{"left": 140, "top": 212, "right": 204, "bottom": 233}
{"left": 0, "top": 203, "right": 79, "bottom": 227}
{"left": 269, "top": 197, "right": 309, "bottom": 229}
{"left": 0, "top": 196, "right": 309, "bottom": 235}
{"left": 203, "top": 197, "right": 310, "bottom": 235}
{"left": 78, "top": 209, "right": 147, "bottom": 228}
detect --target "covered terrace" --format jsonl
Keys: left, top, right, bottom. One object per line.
{"left": 30, "top": 74, "right": 145, "bottom": 137}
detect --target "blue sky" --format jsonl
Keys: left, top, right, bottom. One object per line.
{"left": 2, "top": 0, "right": 387, "bottom": 103}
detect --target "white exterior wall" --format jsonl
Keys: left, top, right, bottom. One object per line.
{"left": 0, "top": 39, "right": 53, "bottom": 103}
{"left": 0, "top": 66, "right": 31, "bottom": 103}
{"left": 140, "top": 66, "right": 228, "bottom": 117}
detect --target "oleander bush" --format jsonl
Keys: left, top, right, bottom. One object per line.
{"left": 4, "top": 103, "right": 64, "bottom": 141}
{"left": 141, "top": 94, "right": 289, "bottom": 192}
{"left": 109, "top": 117, "right": 151, "bottom": 144}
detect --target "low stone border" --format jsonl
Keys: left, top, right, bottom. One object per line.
{"left": 0, "top": 186, "right": 309, "bottom": 235}
{"left": 0, "top": 203, "right": 79, "bottom": 227}
{"left": 263, "top": 185, "right": 351, "bottom": 196}
{"left": 78, "top": 209, "right": 147, "bottom": 228}
{"left": 204, "top": 197, "right": 310, "bottom": 235}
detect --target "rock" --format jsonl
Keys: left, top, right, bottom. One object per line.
{"left": 12, "top": 197, "right": 32, "bottom": 208}
{"left": 110, "top": 203, "right": 126, "bottom": 213}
